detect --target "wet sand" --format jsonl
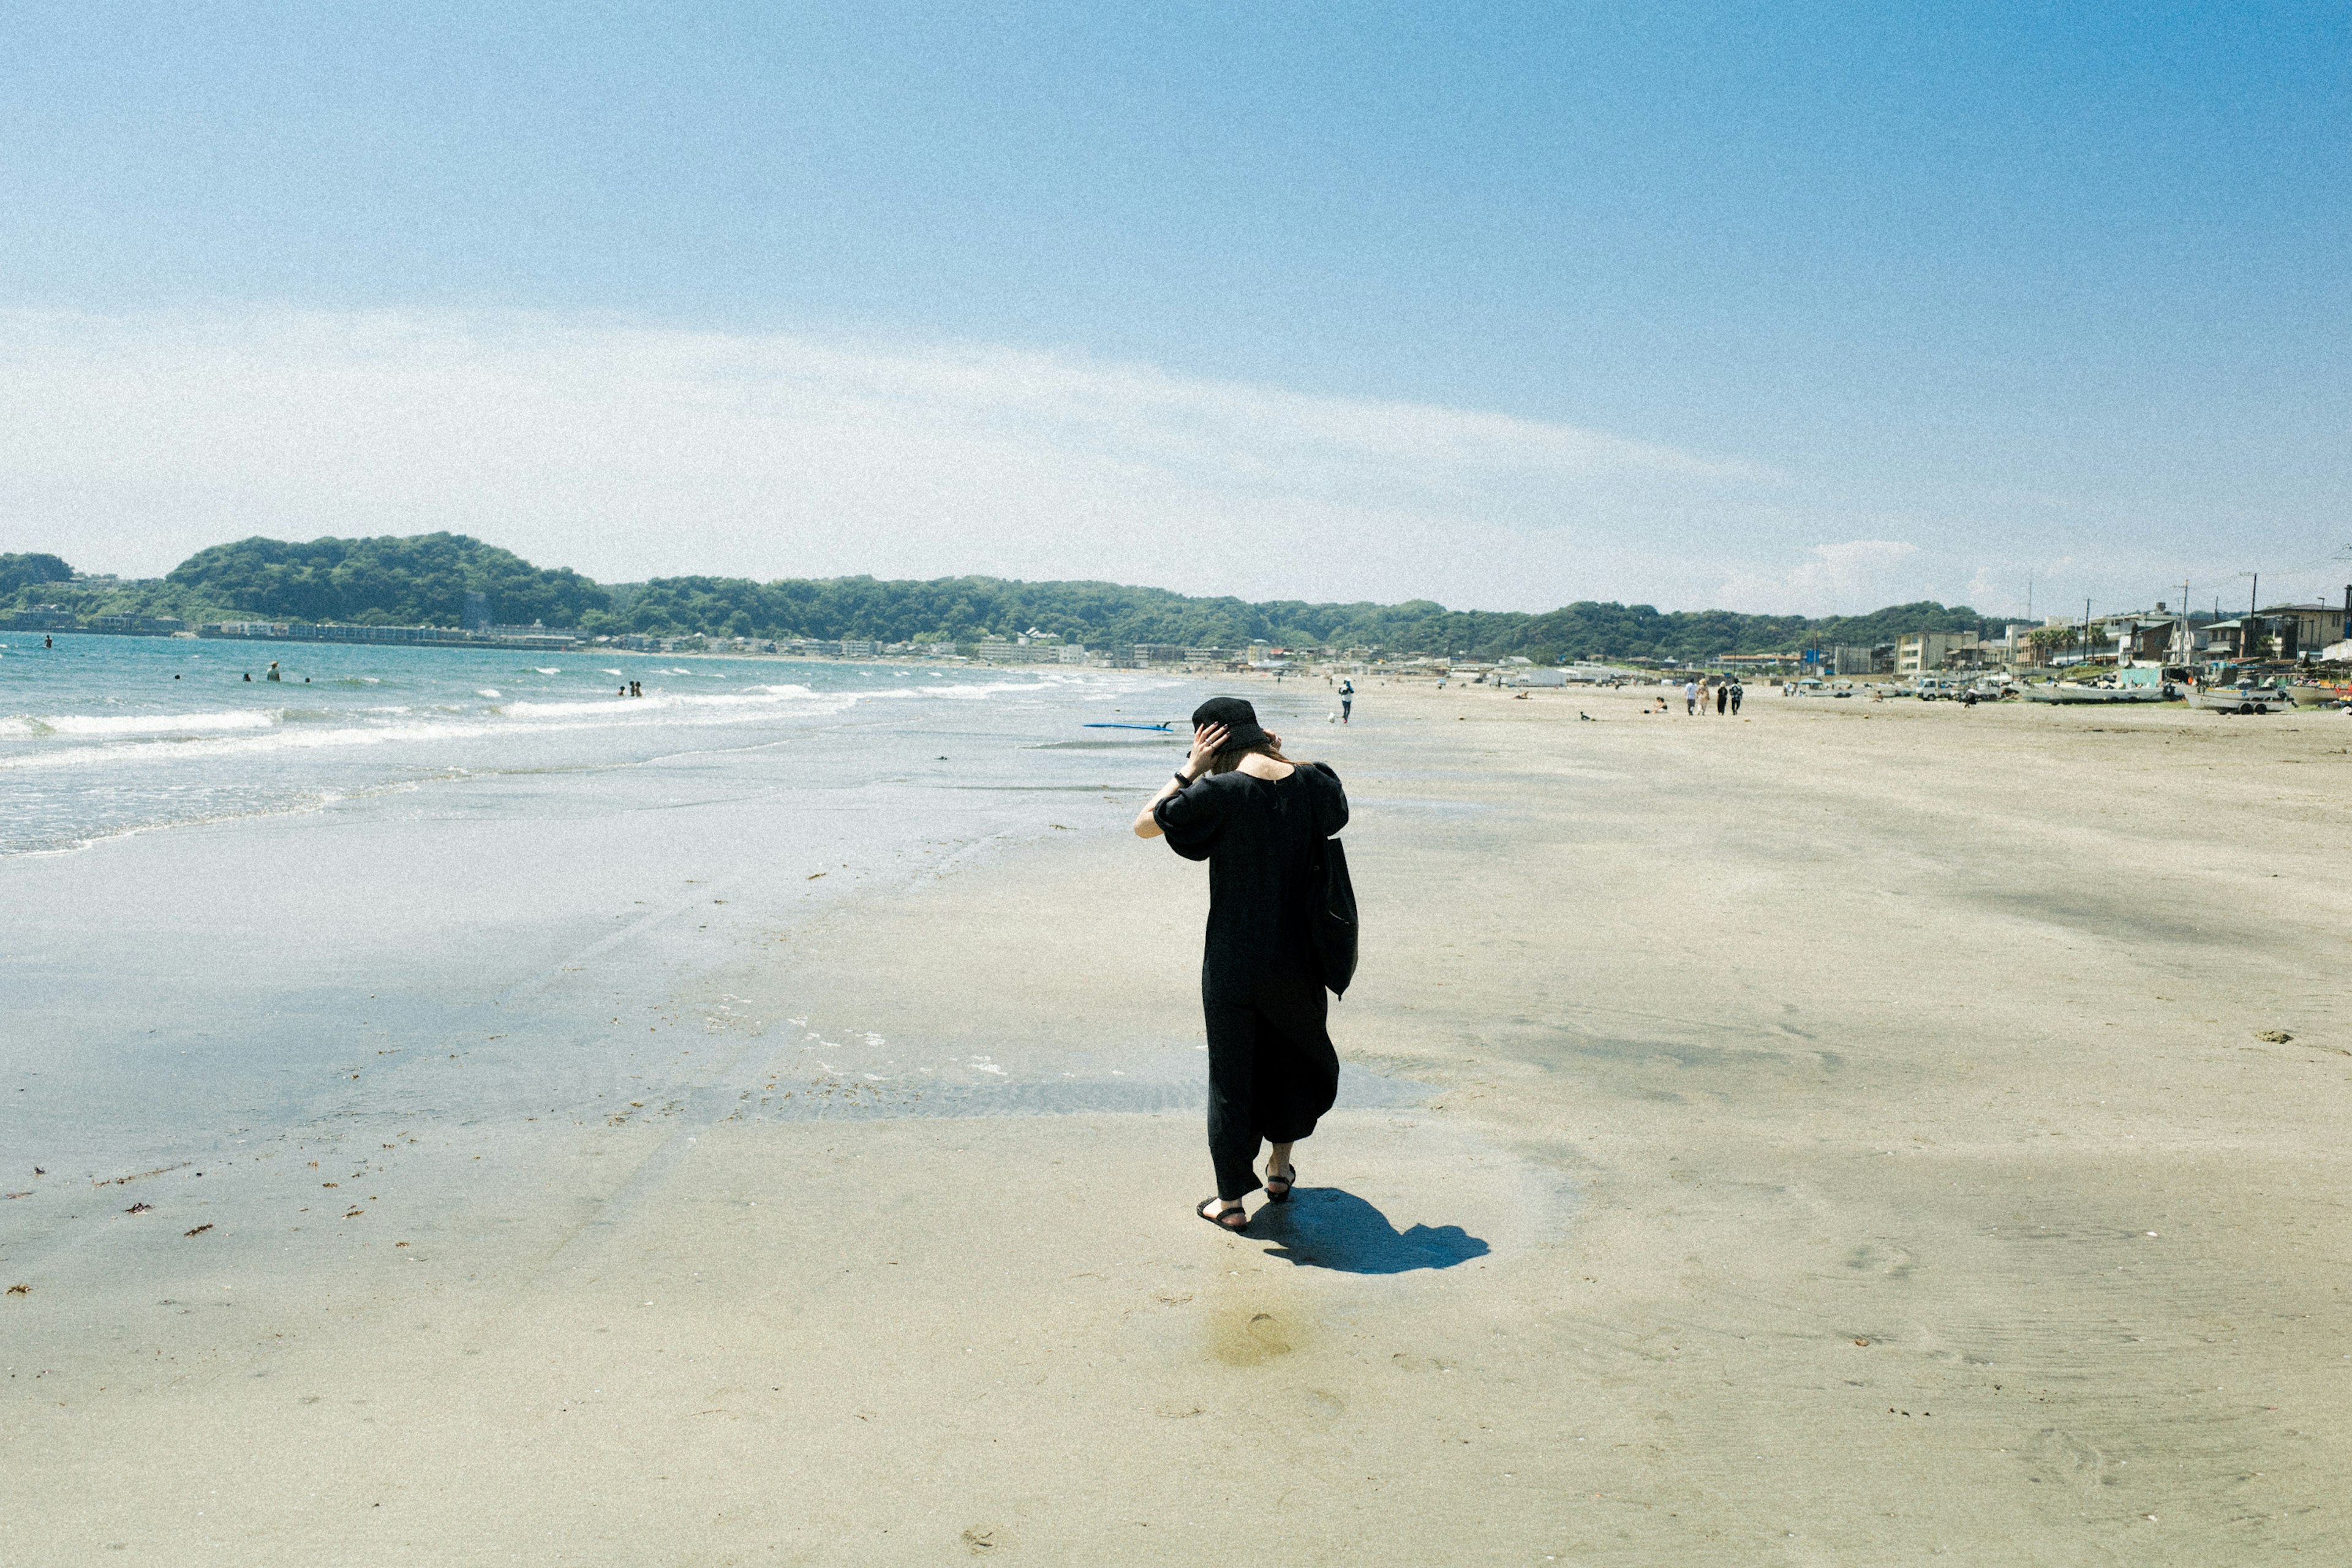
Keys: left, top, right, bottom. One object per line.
{"left": 8, "top": 679, "right": 2351, "bottom": 1562}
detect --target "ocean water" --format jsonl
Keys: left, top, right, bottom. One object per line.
{"left": 4, "top": 633, "right": 1231, "bottom": 1163}
{"left": 0, "top": 633, "right": 1159, "bottom": 856}
{"left": 2, "top": 635, "right": 1404, "bottom": 1283}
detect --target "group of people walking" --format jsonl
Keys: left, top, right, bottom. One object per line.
{"left": 1681, "top": 678, "right": 1744, "bottom": 715}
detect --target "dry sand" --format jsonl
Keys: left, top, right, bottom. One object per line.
{"left": 9, "top": 679, "right": 2351, "bottom": 1562}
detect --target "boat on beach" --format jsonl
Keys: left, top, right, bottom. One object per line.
{"left": 2024, "top": 682, "right": 2166, "bottom": 704}
{"left": 2185, "top": 683, "right": 2296, "bottom": 714}
{"left": 2286, "top": 682, "right": 2348, "bottom": 708}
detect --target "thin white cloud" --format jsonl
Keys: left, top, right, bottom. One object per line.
{"left": 0, "top": 309, "right": 1787, "bottom": 608}
{"left": 1714, "top": 540, "right": 1921, "bottom": 617}
{"left": 1, "top": 310, "right": 2339, "bottom": 616}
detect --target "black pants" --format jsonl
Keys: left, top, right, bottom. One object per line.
{"left": 1203, "top": 970, "right": 1340, "bottom": 1200}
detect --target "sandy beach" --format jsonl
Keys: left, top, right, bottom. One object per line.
{"left": 8, "top": 676, "right": 2351, "bottom": 1563}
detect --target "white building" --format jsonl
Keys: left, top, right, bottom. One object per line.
{"left": 1896, "top": 630, "right": 1980, "bottom": 674}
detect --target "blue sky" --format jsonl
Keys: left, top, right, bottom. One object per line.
{"left": 3, "top": 2, "right": 2346, "bottom": 615}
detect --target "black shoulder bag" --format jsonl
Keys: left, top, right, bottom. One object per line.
{"left": 1311, "top": 834, "right": 1359, "bottom": 998}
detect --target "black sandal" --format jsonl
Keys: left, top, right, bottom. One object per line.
{"left": 1197, "top": 1197, "right": 1248, "bottom": 1232}
{"left": 1264, "top": 1166, "right": 1295, "bottom": 1204}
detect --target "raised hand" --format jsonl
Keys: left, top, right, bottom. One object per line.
{"left": 1186, "top": 722, "right": 1229, "bottom": 775}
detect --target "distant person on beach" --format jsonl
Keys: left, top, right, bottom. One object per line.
{"left": 1339, "top": 678, "right": 1354, "bottom": 724}
{"left": 1730, "top": 682, "right": 1744, "bottom": 715}
{"left": 1716, "top": 682, "right": 1727, "bottom": 715}
{"left": 1684, "top": 679, "right": 1698, "bottom": 714}
{"left": 1134, "top": 697, "right": 1349, "bottom": 1234}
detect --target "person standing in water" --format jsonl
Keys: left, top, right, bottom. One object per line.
{"left": 1134, "top": 697, "right": 1349, "bottom": 1233}
{"left": 266, "top": 661, "right": 282, "bottom": 682}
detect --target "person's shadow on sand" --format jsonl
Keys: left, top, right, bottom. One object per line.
{"left": 1253, "top": 1188, "right": 1489, "bottom": 1274}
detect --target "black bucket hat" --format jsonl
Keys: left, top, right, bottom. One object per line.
{"left": 1190, "top": 696, "right": 1270, "bottom": 748}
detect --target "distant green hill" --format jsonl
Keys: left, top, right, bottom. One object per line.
{"left": 590, "top": 577, "right": 1995, "bottom": 663}
{"left": 165, "top": 533, "right": 608, "bottom": 627}
{"left": 7, "top": 532, "right": 2002, "bottom": 663}
{"left": 0, "top": 552, "right": 74, "bottom": 597}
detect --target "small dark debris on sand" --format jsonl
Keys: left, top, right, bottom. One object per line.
{"left": 2256, "top": 1030, "right": 2294, "bottom": 1044}
{"left": 96, "top": 1160, "right": 189, "bottom": 1187}
{"left": 184, "top": 1224, "right": 213, "bottom": 1237}
{"left": 125, "top": 1202, "right": 152, "bottom": 1214}
{"left": 6, "top": 1283, "right": 28, "bottom": 1296}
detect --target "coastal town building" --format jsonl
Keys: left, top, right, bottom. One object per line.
{"left": 2263, "top": 602, "right": 2352, "bottom": 657}
{"left": 1830, "top": 644, "right": 1890, "bottom": 676}
{"left": 1896, "top": 630, "right": 1979, "bottom": 673}
{"left": 2110, "top": 617, "right": 2184, "bottom": 664}
{"left": 88, "top": 614, "right": 187, "bottom": 635}
{"left": 197, "top": 619, "right": 578, "bottom": 649}
{"left": 2200, "top": 617, "right": 2304, "bottom": 662}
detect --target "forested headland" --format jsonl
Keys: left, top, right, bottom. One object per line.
{"left": 6, "top": 534, "right": 2002, "bottom": 665}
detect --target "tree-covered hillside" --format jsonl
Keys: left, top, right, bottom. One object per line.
{"left": 7, "top": 532, "right": 2003, "bottom": 662}
{"left": 590, "top": 578, "right": 1996, "bottom": 663}
{"left": 0, "top": 552, "right": 74, "bottom": 596}
{"left": 165, "top": 533, "right": 609, "bottom": 627}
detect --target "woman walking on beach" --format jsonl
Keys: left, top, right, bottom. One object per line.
{"left": 1134, "top": 698, "right": 1349, "bottom": 1232}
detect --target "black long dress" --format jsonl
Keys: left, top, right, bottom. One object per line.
{"left": 1153, "top": 761, "right": 1349, "bottom": 1200}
